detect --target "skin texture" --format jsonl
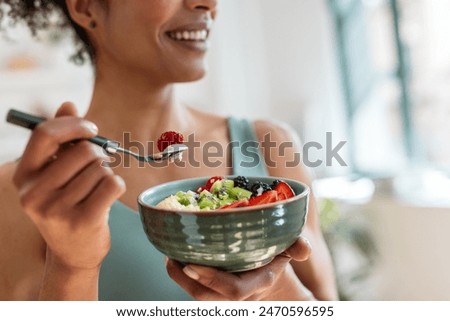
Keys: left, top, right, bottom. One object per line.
{"left": 0, "top": 0, "right": 338, "bottom": 300}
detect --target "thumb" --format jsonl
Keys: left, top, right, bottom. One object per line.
{"left": 54, "top": 102, "right": 79, "bottom": 118}
{"left": 283, "top": 236, "right": 312, "bottom": 262}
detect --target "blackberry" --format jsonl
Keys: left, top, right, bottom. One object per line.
{"left": 271, "top": 179, "right": 282, "bottom": 189}
{"left": 233, "top": 176, "right": 249, "bottom": 189}
{"left": 250, "top": 181, "right": 272, "bottom": 197}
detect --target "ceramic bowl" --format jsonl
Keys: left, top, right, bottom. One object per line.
{"left": 137, "top": 176, "right": 309, "bottom": 272}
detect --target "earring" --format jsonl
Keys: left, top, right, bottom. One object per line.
{"left": 89, "top": 20, "right": 97, "bottom": 29}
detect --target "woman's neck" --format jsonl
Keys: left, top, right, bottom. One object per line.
{"left": 84, "top": 69, "right": 192, "bottom": 145}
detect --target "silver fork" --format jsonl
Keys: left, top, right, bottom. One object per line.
{"left": 6, "top": 109, "right": 188, "bottom": 163}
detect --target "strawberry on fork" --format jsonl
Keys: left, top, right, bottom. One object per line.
{"left": 157, "top": 131, "right": 184, "bottom": 152}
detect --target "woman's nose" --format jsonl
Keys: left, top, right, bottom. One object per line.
{"left": 185, "top": 0, "right": 218, "bottom": 12}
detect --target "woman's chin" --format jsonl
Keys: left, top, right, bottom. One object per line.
{"left": 174, "top": 68, "right": 207, "bottom": 83}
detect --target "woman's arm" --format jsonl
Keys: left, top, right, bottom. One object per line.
{"left": 39, "top": 254, "right": 101, "bottom": 300}
{"left": 9, "top": 102, "right": 125, "bottom": 300}
{"left": 0, "top": 160, "right": 102, "bottom": 301}
{"left": 0, "top": 162, "right": 46, "bottom": 300}
{"left": 254, "top": 119, "right": 338, "bottom": 300}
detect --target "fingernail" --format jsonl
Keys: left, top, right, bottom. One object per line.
{"left": 164, "top": 256, "right": 169, "bottom": 265}
{"left": 183, "top": 266, "right": 200, "bottom": 280}
{"left": 85, "top": 122, "right": 98, "bottom": 133}
{"left": 303, "top": 236, "right": 312, "bottom": 249}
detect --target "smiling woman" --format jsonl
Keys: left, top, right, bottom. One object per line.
{"left": 0, "top": 0, "right": 337, "bottom": 301}
{"left": 87, "top": 0, "right": 215, "bottom": 83}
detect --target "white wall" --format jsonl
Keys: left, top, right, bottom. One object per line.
{"left": 368, "top": 198, "right": 450, "bottom": 300}
{"left": 0, "top": 27, "right": 93, "bottom": 162}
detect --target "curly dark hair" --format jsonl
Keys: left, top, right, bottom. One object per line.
{"left": 0, "top": 0, "right": 94, "bottom": 64}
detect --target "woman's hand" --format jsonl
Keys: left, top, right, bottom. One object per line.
{"left": 166, "top": 236, "right": 314, "bottom": 301}
{"left": 13, "top": 102, "right": 126, "bottom": 274}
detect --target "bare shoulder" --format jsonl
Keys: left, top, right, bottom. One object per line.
{"left": 253, "top": 119, "right": 299, "bottom": 142}
{"left": 0, "top": 161, "right": 46, "bottom": 300}
{"left": 252, "top": 119, "right": 310, "bottom": 179}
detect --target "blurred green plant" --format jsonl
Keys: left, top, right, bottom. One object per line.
{"left": 319, "top": 198, "right": 378, "bottom": 300}
{"left": 319, "top": 198, "right": 341, "bottom": 232}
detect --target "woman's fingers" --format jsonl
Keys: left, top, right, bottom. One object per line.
{"left": 168, "top": 236, "right": 312, "bottom": 300}
{"left": 79, "top": 174, "right": 126, "bottom": 219}
{"left": 54, "top": 101, "right": 79, "bottom": 118}
{"left": 283, "top": 236, "right": 312, "bottom": 262}
{"left": 166, "top": 259, "right": 225, "bottom": 301}
{"left": 14, "top": 142, "right": 109, "bottom": 216}
{"left": 13, "top": 117, "right": 98, "bottom": 188}
{"left": 59, "top": 158, "right": 114, "bottom": 205}
{"left": 35, "top": 141, "right": 107, "bottom": 191}
{"left": 180, "top": 255, "right": 292, "bottom": 300}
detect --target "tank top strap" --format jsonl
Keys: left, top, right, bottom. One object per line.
{"left": 227, "top": 117, "right": 269, "bottom": 177}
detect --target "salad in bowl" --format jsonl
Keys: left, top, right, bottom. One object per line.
{"left": 138, "top": 175, "right": 309, "bottom": 272}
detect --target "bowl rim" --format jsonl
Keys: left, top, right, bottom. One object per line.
{"left": 137, "top": 175, "right": 310, "bottom": 215}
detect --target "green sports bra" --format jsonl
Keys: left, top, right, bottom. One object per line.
{"left": 98, "top": 117, "right": 268, "bottom": 300}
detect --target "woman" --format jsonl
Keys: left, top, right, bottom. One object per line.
{"left": 0, "top": 0, "right": 337, "bottom": 300}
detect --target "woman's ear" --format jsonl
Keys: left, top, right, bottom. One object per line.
{"left": 65, "top": 0, "right": 100, "bottom": 29}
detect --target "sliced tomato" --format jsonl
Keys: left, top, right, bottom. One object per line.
{"left": 220, "top": 199, "right": 250, "bottom": 209}
{"left": 248, "top": 190, "right": 278, "bottom": 206}
{"left": 274, "top": 181, "right": 295, "bottom": 200}
{"left": 196, "top": 186, "right": 206, "bottom": 193}
{"left": 205, "top": 176, "right": 224, "bottom": 191}
{"left": 196, "top": 176, "right": 224, "bottom": 193}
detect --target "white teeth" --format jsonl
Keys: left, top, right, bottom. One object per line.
{"left": 169, "top": 29, "right": 209, "bottom": 41}
{"left": 195, "top": 31, "right": 202, "bottom": 40}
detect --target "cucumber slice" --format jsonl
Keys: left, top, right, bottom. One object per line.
{"left": 230, "top": 187, "right": 252, "bottom": 200}
{"left": 211, "top": 180, "right": 223, "bottom": 193}
{"left": 222, "top": 179, "right": 234, "bottom": 193}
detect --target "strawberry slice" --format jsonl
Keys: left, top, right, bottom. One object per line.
{"left": 205, "top": 176, "right": 224, "bottom": 192}
{"left": 197, "top": 176, "right": 224, "bottom": 193}
{"left": 274, "top": 181, "right": 295, "bottom": 200}
{"left": 248, "top": 190, "right": 278, "bottom": 206}
{"left": 220, "top": 199, "right": 249, "bottom": 209}
{"left": 157, "top": 131, "right": 184, "bottom": 152}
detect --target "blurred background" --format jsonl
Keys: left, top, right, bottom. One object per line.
{"left": 1, "top": 0, "right": 450, "bottom": 300}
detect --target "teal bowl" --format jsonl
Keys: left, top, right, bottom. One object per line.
{"left": 137, "top": 176, "right": 309, "bottom": 272}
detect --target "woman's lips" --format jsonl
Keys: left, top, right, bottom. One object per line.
{"left": 165, "top": 28, "right": 210, "bottom": 52}
{"left": 165, "top": 19, "right": 212, "bottom": 52}
{"left": 167, "top": 29, "right": 209, "bottom": 41}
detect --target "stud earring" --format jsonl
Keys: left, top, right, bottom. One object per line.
{"left": 89, "top": 20, "right": 97, "bottom": 29}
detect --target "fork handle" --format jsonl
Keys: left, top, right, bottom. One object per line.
{"left": 6, "top": 109, "right": 120, "bottom": 153}
{"left": 6, "top": 109, "right": 45, "bottom": 130}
